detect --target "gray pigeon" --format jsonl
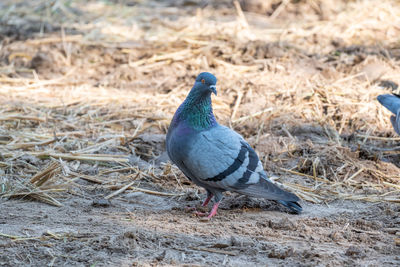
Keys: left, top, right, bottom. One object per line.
{"left": 377, "top": 94, "right": 400, "bottom": 135}
{"left": 166, "top": 72, "right": 302, "bottom": 219}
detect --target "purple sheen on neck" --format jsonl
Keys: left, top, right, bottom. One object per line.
{"left": 175, "top": 121, "right": 196, "bottom": 136}
{"left": 171, "top": 94, "right": 217, "bottom": 131}
{"left": 169, "top": 104, "right": 184, "bottom": 127}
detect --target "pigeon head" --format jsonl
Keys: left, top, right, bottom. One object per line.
{"left": 178, "top": 72, "right": 218, "bottom": 130}
{"left": 193, "top": 72, "right": 217, "bottom": 96}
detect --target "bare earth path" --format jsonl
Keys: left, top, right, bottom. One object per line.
{"left": 1, "top": 195, "right": 399, "bottom": 266}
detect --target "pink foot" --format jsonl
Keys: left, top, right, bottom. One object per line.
{"left": 198, "top": 202, "right": 220, "bottom": 221}
{"left": 184, "top": 205, "right": 208, "bottom": 215}
{"left": 207, "top": 202, "right": 220, "bottom": 219}
{"left": 194, "top": 210, "right": 208, "bottom": 216}
{"left": 185, "top": 193, "right": 213, "bottom": 213}
{"left": 185, "top": 194, "right": 217, "bottom": 219}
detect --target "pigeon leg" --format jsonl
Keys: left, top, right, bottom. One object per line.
{"left": 207, "top": 201, "right": 220, "bottom": 219}
{"left": 202, "top": 192, "right": 213, "bottom": 206}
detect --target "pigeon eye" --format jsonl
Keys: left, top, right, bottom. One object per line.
{"left": 201, "top": 79, "right": 205, "bottom": 84}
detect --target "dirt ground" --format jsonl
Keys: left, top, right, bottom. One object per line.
{"left": 1, "top": 0, "right": 400, "bottom": 266}
{"left": 1, "top": 195, "right": 399, "bottom": 266}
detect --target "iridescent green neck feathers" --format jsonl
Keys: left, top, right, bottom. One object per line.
{"left": 177, "top": 72, "right": 218, "bottom": 130}
{"left": 181, "top": 88, "right": 216, "bottom": 130}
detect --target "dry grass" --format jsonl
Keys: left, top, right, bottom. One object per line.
{"left": 0, "top": 0, "right": 399, "bottom": 207}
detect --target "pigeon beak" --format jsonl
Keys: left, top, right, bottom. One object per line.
{"left": 209, "top": 85, "right": 217, "bottom": 95}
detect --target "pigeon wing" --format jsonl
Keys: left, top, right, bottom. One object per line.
{"left": 183, "top": 125, "right": 299, "bottom": 202}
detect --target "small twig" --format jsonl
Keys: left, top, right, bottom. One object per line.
{"left": 68, "top": 171, "right": 105, "bottom": 184}
{"left": 105, "top": 174, "right": 139, "bottom": 200}
{"left": 0, "top": 115, "right": 45, "bottom": 122}
{"left": 6, "top": 190, "right": 64, "bottom": 207}
{"left": 233, "top": 0, "right": 249, "bottom": 28}
{"left": 333, "top": 73, "right": 366, "bottom": 84}
{"left": 232, "top": 107, "right": 273, "bottom": 123}
{"left": 189, "top": 246, "right": 237, "bottom": 256}
{"left": 355, "top": 134, "right": 400, "bottom": 141}
{"left": 230, "top": 89, "right": 243, "bottom": 122}
{"left": 26, "top": 35, "right": 83, "bottom": 45}
{"left": 278, "top": 167, "right": 332, "bottom": 184}
{"left": 7, "top": 138, "right": 57, "bottom": 149}
{"left": 31, "top": 152, "right": 130, "bottom": 163}
{"left": 344, "top": 167, "right": 365, "bottom": 182}
{"left": 71, "top": 138, "right": 118, "bottom": 154}
{"left": 100, "top": 167, "right": 138, "bottom": 175}
{"left": 116, "top": 185, "right": 184, "bottom": 197}
{"left": 270, "top": 0, "right": 290, "bottom": 20}
{"left": 30, "top": 161, "right": 60, "bottom": 185}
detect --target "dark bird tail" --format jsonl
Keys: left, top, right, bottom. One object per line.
{"left": 377, "top": 94, "right": 400, "bottom": 114}
{"left": 233, "top": 176, "right": 303, "bottom": 214}
{"left": 277, "top": 200, "right": 302, "bottom": 214}
{"left": 377, "top": 94, "right": 400, "bottom": 135}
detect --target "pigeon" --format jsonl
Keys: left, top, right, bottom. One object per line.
{"left": 166, "top": 72, "right": 302, "bottom": 219}
{"left": 377, "top": 94, "right": 400, "bottom": 135}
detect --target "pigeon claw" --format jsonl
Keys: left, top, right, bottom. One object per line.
{"left": 196, "top": 202, "right": 220, "bottom": 220}
{"left": 194, "top": 211, "right": 208, "bottom": 217}
{"left": 185, "top": 199, "right": 219, "bottom": 220}
{"left": 185, "top": 205, "right": 209, "bottom": 215}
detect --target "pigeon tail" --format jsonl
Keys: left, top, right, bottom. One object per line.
{"left": 278, "top": 200, "right": 302, "bottom": 214}
{"left": 233, "top": 177, "right": 301, "bottom": 203}
{"left": 377, "top": 94, "right": 400, "bottom": 115}
{"left": 390, "top": 115, "right": 400, "bottom": 135}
